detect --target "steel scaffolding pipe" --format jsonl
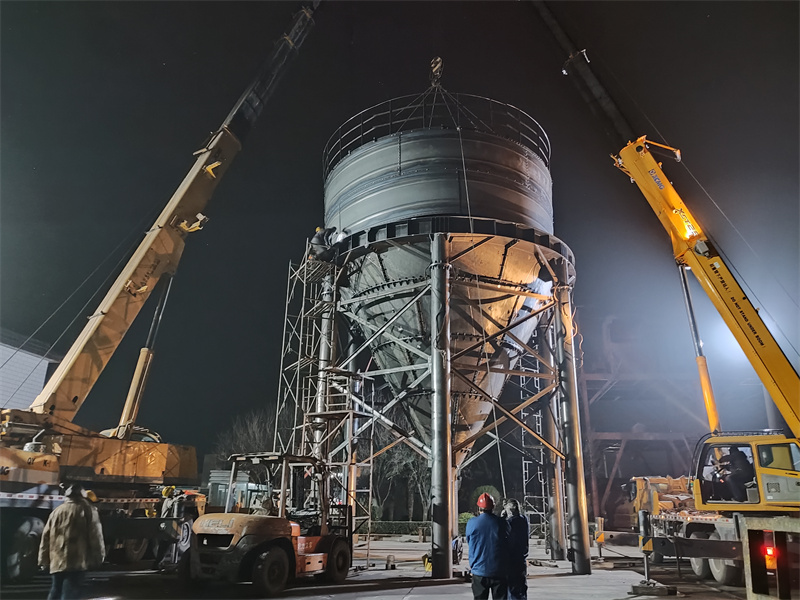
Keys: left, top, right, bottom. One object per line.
{"left": 430, "top": 233, "right": 453, "bottom": 579}
{"left": 553, "top": 258, "right": 591, "bottom": 575}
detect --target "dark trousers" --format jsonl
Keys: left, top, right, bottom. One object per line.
{"left": 508, "top": 565, "right": 528, "bottom": 599}
{"left": 471, "top": 574, "right": 508, "bottom": 599}
{"left": 48, "top": 570, "right": 85, "bottom": 600}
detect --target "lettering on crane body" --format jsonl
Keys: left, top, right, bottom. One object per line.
{"left": 732, "top": 297, "right": 766, "bottom": 347}
{"left": 648, "top": 168, "right": 666, "bottom": 190}
{"left": 710, "top": 262, "right": 731, "bottom": 293}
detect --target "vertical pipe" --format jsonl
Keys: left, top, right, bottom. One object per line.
{"left": 225, "top": 460, "right": 238, "bottom": 513}
{"left": 314, "top": 275, "right": 336, "bottom": 457}
{"left": 451, "top": 467, "right": 459, "bottom": 556}
{"left": 553, "top": 258, "right": 591, "bottom": 575}
{"left": 430, "top": 233, "right": 453, "bottom": 579}
{"left": 346, "top": 333, "right": 359, "bottom": 509}
{"left": 579, "top": 372, "right": 601, "bottom": 522}
{"left": 538, "top": 322, "right": 566, "bottom": 559}
{"left": 278, "top": 459, "right": 290, "bottom": 519}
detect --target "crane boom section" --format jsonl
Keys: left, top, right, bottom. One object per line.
{"left": 29, "top": 130, "right": 242, "bottom": 421}
{"left": 26, "top": 3, "right": 319, "bottom": 423}
{"left": 616, "top": 137, "right": 799, "bottom": 437}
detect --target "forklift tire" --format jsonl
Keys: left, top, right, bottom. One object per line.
{"left": 708, "top": 532, "right": 743, "bottom": 586}
{"left": 688, "top": 532, "right": 711, "bottom": 579}
{"left": 253, "top": 547, "right": 290, "bottom": 597}
{"left": 177, "top": 550, "right": 200, "bottom": 590}
{"left": 324, "top": 540, "right": 351, "bottom": 584}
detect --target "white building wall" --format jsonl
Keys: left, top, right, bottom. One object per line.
{"left": 0, "top": 343, "right": 50, "bottom": 410}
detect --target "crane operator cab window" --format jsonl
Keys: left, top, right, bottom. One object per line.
{"left": 698, "top": 444, "right": 758, "bottom": 503}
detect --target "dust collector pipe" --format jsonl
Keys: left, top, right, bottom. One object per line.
{"left": 430, "top": 233, "right": 453, "bottom": 579}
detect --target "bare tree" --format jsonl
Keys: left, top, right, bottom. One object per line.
{"left": 214, "top": 407, "right": 276, "bottom": 486}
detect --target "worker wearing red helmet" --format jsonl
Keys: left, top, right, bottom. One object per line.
{"left": 465, "top": 493, "right": 510, "bottom": 599}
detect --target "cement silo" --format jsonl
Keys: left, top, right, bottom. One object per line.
{"left": 278, "top": 81, "right": 590, "bottom": 577}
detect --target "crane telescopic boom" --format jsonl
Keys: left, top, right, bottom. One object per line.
{"left": 614, "top": 137, "right": 799, "bottom": 438}
{"left": 25, "top": 3, "right": 319, "bottom": 427}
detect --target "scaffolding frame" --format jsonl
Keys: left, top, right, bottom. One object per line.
{"left": 274, "top": 230, "right": 585, "bottom": 569}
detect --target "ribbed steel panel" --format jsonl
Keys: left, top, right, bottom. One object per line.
{"left": 325, "top": 129, "right": 553, "bottom": 235}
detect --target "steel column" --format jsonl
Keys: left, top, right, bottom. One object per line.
{"left": 430, "top": 233, "right": 453, "bottom": 579}
{"left": 539, "top": 322, "right": 566, "bottom": 560}
{"left": 553, "top": 258, "right": 591, "bottom": 574}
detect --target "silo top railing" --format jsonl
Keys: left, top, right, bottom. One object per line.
{"left": 323, "top": 92, "right": 551, "bottom": 180}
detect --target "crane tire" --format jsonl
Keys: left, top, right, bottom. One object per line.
{"left": 3, "top": 516, "right": 44, "bottom": 583}
{"left": 708, "top": 532, "right": 744, "bottom": 586}
{"left": 688, "top": 532, "right": 711, "bottom": 579}
{"left": 252, "top": 546, "right": 290, "bottom": 597}
{"left": 325, "top": 539, "right": 351, "bottom": 584}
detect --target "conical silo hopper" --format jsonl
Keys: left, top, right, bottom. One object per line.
{"left": 323, "top": 91, "right": 573, "bottom": 467}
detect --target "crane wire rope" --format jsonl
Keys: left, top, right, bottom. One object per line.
{"left": 438, "top": 86, "right": 508, "bottom": 499}
{"left": 1, "top": 202, "right": 165, "bottom": 408}
{"left": 588, "top": 47, "right": 799, "bottom": 362}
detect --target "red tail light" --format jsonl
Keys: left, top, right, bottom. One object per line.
{"left": 764, "top": 545, "right": 777, "bottom": 569}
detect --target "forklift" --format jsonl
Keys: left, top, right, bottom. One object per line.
{"left": 184, "top": 452, "right": 352, "bottom": 596}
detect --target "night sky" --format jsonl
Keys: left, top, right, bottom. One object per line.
{"left": 2, "top": 2, "right": 797, "bottom": 457}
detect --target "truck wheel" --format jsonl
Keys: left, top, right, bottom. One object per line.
{"left": 325, "top": 540, "right": 351, "bottom": 584}
{"left": 4, "top": 516, "right": 44, "bottom": 583}
{"left": 689, "top": 532, "right": 711, "bottom": 579}
{"left": 122, "top": 537, "right": 149, "bottom": 563}
{"left": 253, "top": 547, "right": 290, "bottom": 597}
{"left": 708, "top": 532, "right": 743, "bottom": 586}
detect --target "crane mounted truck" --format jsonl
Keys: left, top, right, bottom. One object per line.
{"left": 0, "top": 2, "right": 319, "bottom": 583}
{"left": 614, "top": 137, "right": 799, "bottom": 588}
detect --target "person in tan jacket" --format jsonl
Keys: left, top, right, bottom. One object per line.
{"left": 38, "top": 482, "right": 105, "bottom": 600}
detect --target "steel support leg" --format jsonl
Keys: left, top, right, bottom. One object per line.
{"left": 553, "top": 258, "right": 591, "bottom": 574}
{"left": 430, "top": 233, "right": 453, "bottom": 579}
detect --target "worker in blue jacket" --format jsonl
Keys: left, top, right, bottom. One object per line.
{"left": 503, "top": 498, "right": 529, "bottom": 599}
{"left": 466, "top": 493, "right": 509, "bottom": 599}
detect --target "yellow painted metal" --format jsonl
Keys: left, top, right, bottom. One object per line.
{"left": 615, "top": 137, "right": 799, "bottom": 438}
{"left": 692, "top": 434, "right": 800, "bottom": 513}
{"left": 27, "top": 127, "right": 243, "bottom": 423}
{"left": 695, "top": 356, "right": 720, "bottom": 433}
{"left": 115, "top": 348, "right": 155, "bottom": 438}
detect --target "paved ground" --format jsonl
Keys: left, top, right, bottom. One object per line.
{"left": 1, "top": 538, "right": 751, "bottom": 600}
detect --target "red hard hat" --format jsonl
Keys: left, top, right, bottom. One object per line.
{"left": 477, "top": 493, "right": 495, "bottom": 509}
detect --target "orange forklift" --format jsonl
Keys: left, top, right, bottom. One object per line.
{"left": 184, "top": 452, "right": 352, "bottom": 596}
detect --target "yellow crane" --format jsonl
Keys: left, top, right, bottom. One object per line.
{"left": 0, "top": 2, "right": 319, "bottom": 582}
{"left": 615, "top": 138, "right": 798, "bottom": 589}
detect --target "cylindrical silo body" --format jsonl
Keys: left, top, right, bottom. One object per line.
{"left": 322, "top": 92, "right": 573, "bottom": 468}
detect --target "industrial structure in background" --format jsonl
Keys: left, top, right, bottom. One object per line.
{"left": 0, "top": 2, "right": 318, "bottom": 582}
{"left": 536, "top": 2, "right": 799, "bottom": 595}
{"left": 272, "top": 59, "right": 593, "bottom": 578}
{"left": 0, "top": 330, "right": 61, "bottom": 411}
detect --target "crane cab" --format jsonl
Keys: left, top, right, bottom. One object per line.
{"left": 692, "top": 432, "right": 800, "bottom": 512}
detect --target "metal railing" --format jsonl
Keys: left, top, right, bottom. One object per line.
{"left": 323, "top": 91, "right": 551, "bottom": 179}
